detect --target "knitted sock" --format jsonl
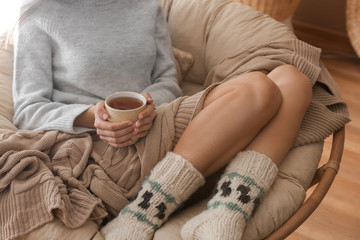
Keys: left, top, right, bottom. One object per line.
{"left": 101, "top": 152, "right": 205, "bottom": 240}
{"left": 181, "top": 150, "right": 278, "bottom": 240}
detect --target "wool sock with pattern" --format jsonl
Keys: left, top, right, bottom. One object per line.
{"left": 181, "top": 150, "right": 278, "bottom": 240}
{"left": 100, "top": 151, "right": 205, "bottom": 240}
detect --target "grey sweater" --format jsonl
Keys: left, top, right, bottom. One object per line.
{"left": 12, "top": 0, "right": 183, "bottom": 133}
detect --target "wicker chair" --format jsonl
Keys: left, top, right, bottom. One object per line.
{"left": 231, "top": 1, "right": 346, "bottom": 238}
{"left": 265, "top": 127, "right": 345, "bottom": 239}
{"left": 0, "top": 0, "right": 347, "bottom": 239}
{"left": 233, "top": 0, "right": 301, "bottom": 21}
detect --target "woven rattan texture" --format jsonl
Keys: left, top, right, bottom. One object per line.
{"left": 233, "top": 0, "right": 300, "bottom": 21}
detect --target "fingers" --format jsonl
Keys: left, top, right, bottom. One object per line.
{"left": 96, "top": 122, "right": 136, "bottom": 148}
{"left": 95, "top": 119, "right": 133, "bottom": 134}
{"left": 93, "top": 94, "right": 157, "bottom": 148}
{"left": 138, "top": 98, "right": 155, "bottom": 120}
{"left": 134, "top": 93, "right": 156, "bottom": 138}
{"left": 94, "top": 101, "right": 135, "bottom": 148}
{"left": 96, "top": 123, "right": 133, "bottom": 138}
{"left": 94, "top": 101, "right": 132, "bottom": 131}
{"left": 94, "top": 101, "right": 109, "bottom": 121}
{"left": 136, "top": 110, "right": 157, "bottom": 127}
{"left": 137, "top": 96, "right": 156, "bottom": 121}
{"left": 135, "top": 108, "right": 156, "bottom": 136}
{"left": 134, "top": 130, "right": 150, "bottom": 139}
{"left": 134, "top": 122, "right": 151, "bottom": 136}
{"left": 100, "top": 132, "right": 134, "bottom": 148}
{"left": 142, "top": 93, "right": 154, "bottom": 105}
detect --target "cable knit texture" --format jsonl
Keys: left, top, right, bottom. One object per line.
{"left": 0, "top": 70, "right": 215, "bottom": 240}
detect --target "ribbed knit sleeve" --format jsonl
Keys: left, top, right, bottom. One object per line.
{"left": 12, "top": 11, "right": 93, "bottom": 134}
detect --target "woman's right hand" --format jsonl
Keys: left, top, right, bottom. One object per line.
{"left": 93, "top": 101, "right": 135, "bottom": 148}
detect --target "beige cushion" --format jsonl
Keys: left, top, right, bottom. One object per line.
{"left": 16, "top": 219, "right": 103, "bottom": 240}
{"left": 204, "top": 2, "right": 295, "bottom": 73}
{"left": 0, "top": 45, "right": 17, "bottom": 133}
{"left": 173, "top": 47, "right": 194, "bottom": 85}
{"left": 180, "top": 81, "right": 203, "bottom": 96}
{"left": 161, "top": 0, "right": 295, "bottom": 85}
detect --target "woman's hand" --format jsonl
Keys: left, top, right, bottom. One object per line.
{"left": 94, "top": 101, "right": 135, "bottom": 148}
{"left": 133, "top": 93, "right": 157, "bottom": 139}
{"left": 93, "top": 93, "right": 156, "bottom": 148}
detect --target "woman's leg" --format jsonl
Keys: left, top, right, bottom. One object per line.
{"left": 174, "top": 71, "right": 283, "bottom": 177}
{"left": 244, "top": 64, "right": 313, "bottom": 164}
{"left": 176, "top": 65, "right": 312, "bottom": 175}
{"left": 181, "top": 65, "right": 313, "bottom": 240}
{"left": 101, "top": 71, "right": 283, "bottom": 240}
{"left": 102, "top": 65, "right": 312, "bottom": 240}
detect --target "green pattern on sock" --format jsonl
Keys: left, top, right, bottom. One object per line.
{"left": 121, "top": 207, "right": 160, "bottom": 231}
{"left": 225, "top": 172, "right": 265, "bottom": 198}
{"left": 207, "top": 201, "right": 250, "bottom": 222}
{"left": 147, "top": 179, "right": 178, "bottom": 206}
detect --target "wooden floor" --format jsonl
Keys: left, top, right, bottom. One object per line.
{"left": 287, "top": 27, "right": 360, "bottom": 240}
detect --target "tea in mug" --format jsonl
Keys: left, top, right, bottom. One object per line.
{"left": 108, "top": 96, "right": 144, "bottom": 110}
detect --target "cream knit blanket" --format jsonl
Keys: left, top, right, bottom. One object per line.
{"left": 0, "top": 131, "right": 107, "bottom": 240}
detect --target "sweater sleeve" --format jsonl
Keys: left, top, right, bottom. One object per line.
{"left": 12, "top": 18, "right": 93, "bottom": 133}
{"left": 142, "top": 3, "right": 183, "bottom": 106}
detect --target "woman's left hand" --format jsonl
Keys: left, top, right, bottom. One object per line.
{"left": 133, "top": 93, "right": 157, "bottom": 139}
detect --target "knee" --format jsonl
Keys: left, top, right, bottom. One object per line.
{"left": 231, "top": 72, "right": 282, "bottom": 117}
{"left": 270, "top": 65, "right": 313, "bottom": 107}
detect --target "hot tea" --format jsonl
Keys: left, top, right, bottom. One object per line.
{"left": 105, "top": 91, "right": 147, "bottom": 143}
{"left": 108, "top": 96, "right": 144, "bottom": 110}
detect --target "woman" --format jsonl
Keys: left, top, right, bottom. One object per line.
{"left": 11, "top": 0, "right": 313, "bottom": 239}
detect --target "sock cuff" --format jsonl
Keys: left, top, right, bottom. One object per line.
{"left": 225, "top": 150, "right": 278, "bottom": 191}
{"left": 148, "top": 152, "right": 205, "bottom": 201}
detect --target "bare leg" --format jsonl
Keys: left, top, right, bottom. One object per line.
{"left": 174, "top": 71, "right": 282, "bottom": 177}
{"left": 180, "top": 65, "right": 313, "bottom": 240}
{"left": 102, "top": 65, "right": 312, "bottom": 240}
{"left": 245, "top": 65, "right": 313, "bottom": 165}
{"left": 174, "top": 65, "right": 312, "bottom": 176}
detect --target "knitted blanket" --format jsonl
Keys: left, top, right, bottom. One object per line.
{"left": 204, "top": 39, "right": 350, "bottom": 146}
{"left": 0, "top": 90, "right": 206, "bottom": 240}
{"left": 0, "top": 131, "right": 107, "bottom": 240}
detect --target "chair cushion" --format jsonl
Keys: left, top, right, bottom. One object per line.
{"left": 180, "top": 81, "right": 203, "bottom": 96}
{"left": 173, "top": 47, "right": 194, "bottom": 85}
{"left": 161, "top": 0, "right": 295, "bottom": 85}
{"left": 0, "top": 46, "right": 17, "bottom": 133}
{"left": 17, "top": 218, "right": 102, "bottom": 240}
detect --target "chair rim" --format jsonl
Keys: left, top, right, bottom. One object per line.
{"left": 264, "top": 127, "right": 345, "bottom": 240}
